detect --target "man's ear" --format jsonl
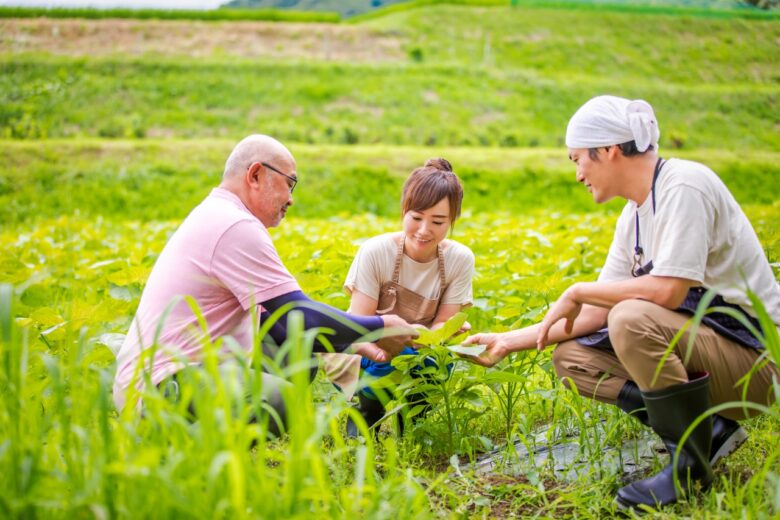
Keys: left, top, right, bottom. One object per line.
{"left": 246, "top": 162, "right": 262, "bottom": 186}
{"left": 606, "top": 145, "right": 622, "bottom": 161}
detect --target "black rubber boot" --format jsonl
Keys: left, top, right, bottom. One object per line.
{"left": 615, "top": 380, "right": 747, "bottom": 465}
{"left": 709, "top": 414, "right": 747, "bottom": 465}
{"left": 616, "top": 380, "right": 649, "bottom": 426}
{"left": 346, "top": 392, "right": 386, "bottom": 438}
{"left": 616, "top": 373, "right": 714, "bottom": 510}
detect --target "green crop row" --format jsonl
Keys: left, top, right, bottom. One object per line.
{"left": 2, "top": 58, "right": 778, "bottom": 148}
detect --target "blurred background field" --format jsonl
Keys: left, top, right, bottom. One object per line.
{"left": 1, "top": 0, "right": 780, "bottom": 517}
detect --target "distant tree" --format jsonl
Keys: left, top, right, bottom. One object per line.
{"left": 741, "top": 0, "right": 779, "bottom": 8}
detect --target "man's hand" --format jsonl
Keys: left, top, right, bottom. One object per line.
{"left": 352, "top": 342, "right": 390, "bottom": 363}
{"left": 376, "top": 314, "right": 418, "bottom": 358}
{"left": 462, "top": 332, "right": 511, "bottom": 367}
{"left": 537, "top": 288, "right": 582, "bottom": 350}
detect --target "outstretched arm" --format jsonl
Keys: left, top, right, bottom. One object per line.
{"left": 465, "top": 304, "right": 608, "bottom": 367}
{"left": 466, "top": 274, "right": 693, "bottom": 367}
{"left": 260, "top": 290, "right": 416, "bottom": 360}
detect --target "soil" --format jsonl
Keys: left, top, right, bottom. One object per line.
{"left": 0, "top": 17, "right": 405, "bottom": 62}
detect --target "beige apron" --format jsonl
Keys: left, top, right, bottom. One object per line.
{"left": 321, "top": 236, "right": 448, "bottom": 399}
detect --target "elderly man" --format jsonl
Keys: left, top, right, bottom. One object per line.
{"left": 113, "top": 135, "right": 416, "bottom": 433}
{"left": 467, "top": 96, "right": 780, "bottom": 510}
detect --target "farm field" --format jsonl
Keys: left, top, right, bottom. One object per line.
{"left": 2, "top": 1, "right": 780, "bottom": 518}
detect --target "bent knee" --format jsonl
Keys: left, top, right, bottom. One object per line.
{"left": 607, "top": 299, "right": 662, "bottom": 355}
{"left": 607, "top": 299, "right": 659, "bottom": 328}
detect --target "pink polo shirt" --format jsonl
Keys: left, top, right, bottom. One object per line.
{"left": 113, "top": 188, "right": 300, "bottom": 410}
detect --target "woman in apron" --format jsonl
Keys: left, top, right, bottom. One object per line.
{"left": 322, "top": 158, "right": 475, "bottom": 436}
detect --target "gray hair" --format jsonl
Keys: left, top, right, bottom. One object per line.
{"left": 222, "top": 135, "right": 292, "bottom": 180}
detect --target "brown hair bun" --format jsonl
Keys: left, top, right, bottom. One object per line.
{"left": 423, "top": 158, "right": 453, "bottom": 172}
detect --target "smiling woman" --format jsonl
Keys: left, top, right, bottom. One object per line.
{"left": 320, "top": 158, "right": 476, "bottom": 436}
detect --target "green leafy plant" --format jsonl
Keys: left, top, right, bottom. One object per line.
{"left": 390, "top": 313, "right": 494, "bottom": 455}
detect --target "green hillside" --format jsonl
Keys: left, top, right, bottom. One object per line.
{"left": 4, "top": 140, "right": 779, "bottom": 225}
{"left": 2, "top": 3, "right": 778, "bottom": 149}
{"left": 221, "top": 0, "right": 773, "bottom": 17}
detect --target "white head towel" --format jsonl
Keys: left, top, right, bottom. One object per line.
{"left": 565, "top": 95, "right": 660, "bottom": 152}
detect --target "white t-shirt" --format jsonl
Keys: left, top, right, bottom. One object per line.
{"left": 599, "top": 158, "right": 780, "bottom": 327}
{"left": 344, "top": 232, "right": 475, "bottom": 307}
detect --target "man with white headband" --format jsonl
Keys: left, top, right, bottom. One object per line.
{"left": 466, "top": 95, "right": 780, "bottom": 510}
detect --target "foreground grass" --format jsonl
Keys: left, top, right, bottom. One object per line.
{"left": 1, "top": 214, "right": 779, "bottom": 517}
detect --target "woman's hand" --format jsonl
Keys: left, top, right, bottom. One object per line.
{"left": 376, "top": 314, "right": 419, "bottom": 357}
{"left": 457, "top": 320, "right": 472, "bottom": 335}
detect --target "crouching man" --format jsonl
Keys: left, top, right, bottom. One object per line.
{"left": 467, "top": 96, "right": 780, "bottom": 510}
{"left": 113, "top": 135, "right": 417, "bottom": 435}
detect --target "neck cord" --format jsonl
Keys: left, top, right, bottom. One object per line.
{"left": 633, "top": 157, "right": 666, "bottom": 266}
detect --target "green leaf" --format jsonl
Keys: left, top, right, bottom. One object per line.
{"left": 438, "top": 312, "right": 467, "bottom": 341}
{"left": 413, "top": 326, "right": 437, "bottom": 347}
{"left": 447, "top": 344, "right": 485, "bottom": 357}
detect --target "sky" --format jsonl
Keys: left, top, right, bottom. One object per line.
{"left": 0, "top": 0, "right": 224, "bottom": 8}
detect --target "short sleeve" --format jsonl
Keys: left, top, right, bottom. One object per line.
{"left": 211, "top": 219, "right": 301, "bottom": 310}
{"left": 343, "top": 240, "right": 383, "bottom": 299}
{"left": 650, "top": 185, "right": 713, "bottom": 283}
{"left": 441, "top": 246, "right": 475, "bottom": 306}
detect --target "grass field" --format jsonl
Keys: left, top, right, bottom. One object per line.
{"left": 2, "top": 1, "right": 780, "bottom": 517}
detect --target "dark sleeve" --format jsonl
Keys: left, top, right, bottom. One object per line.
{"left": 260, "top": 290, "right": 384, "bottom": 352}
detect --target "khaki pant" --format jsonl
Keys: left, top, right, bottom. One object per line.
{"left": 552, "top": 299, "right": 778, "bottom": 421}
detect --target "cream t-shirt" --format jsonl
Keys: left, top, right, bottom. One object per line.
{"left": 344, "top": 232, "right": 475, "bottom": 307}
{"left": 599, "top": 158, "right": 780, "bottom": 327}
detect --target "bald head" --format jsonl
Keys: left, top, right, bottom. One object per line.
{"left": 223, "top": 135, "right": 294, "bottom": 180}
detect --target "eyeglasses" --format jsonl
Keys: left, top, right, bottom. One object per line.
{"left": 260, "top": 162, "right": 297, "bottom": 194}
